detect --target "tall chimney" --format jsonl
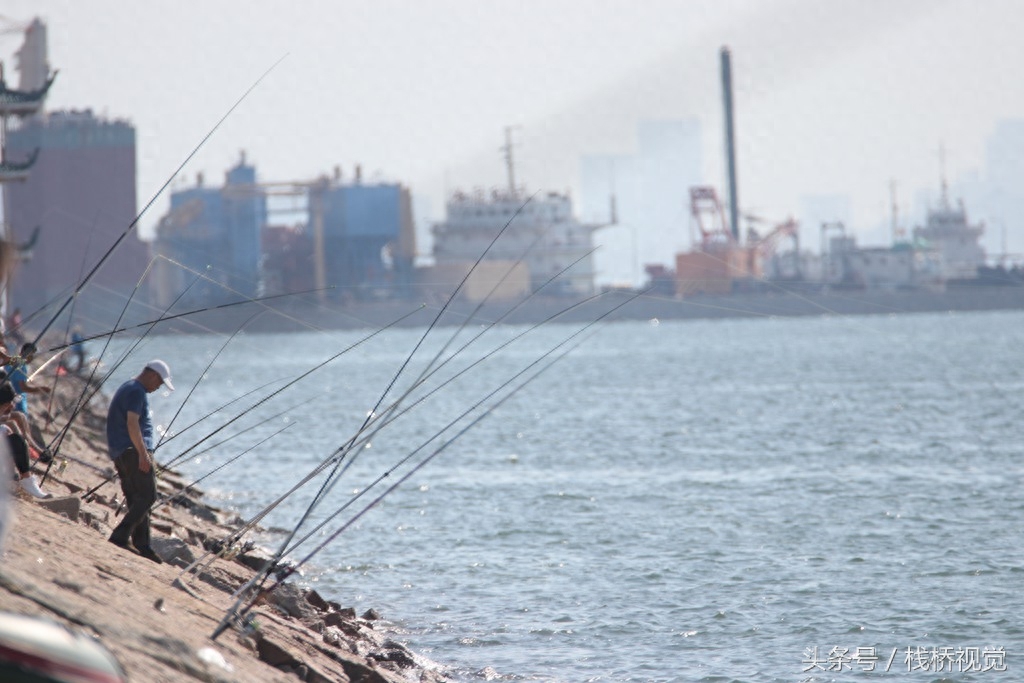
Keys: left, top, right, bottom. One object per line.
{"left": 720, "top": 47, "right": 739, "bottom": 241}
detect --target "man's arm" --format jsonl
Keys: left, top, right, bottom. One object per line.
{"left": 126, "top": 411, "right": 152, "bottom": 473}
{"left": 20, "top": 377, "right": 49, "bottom": 395}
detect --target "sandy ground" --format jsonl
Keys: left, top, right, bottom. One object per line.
{"left": 0, "top": 366, "right": 452, "bottom": 683}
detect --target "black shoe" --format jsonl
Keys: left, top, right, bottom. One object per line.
{"left": 108, "top": 537, "right": 139, "bottom": 555}
{"left": 136, "top": 546, "right": 164, "bottom": 564}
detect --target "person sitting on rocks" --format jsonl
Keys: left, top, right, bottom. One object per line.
{"left": 1, "top": 343, "right": 52, "bottom": 461}
{"left": 0, "top": 383, "right": 49, "bottom": 462}
{"left": 6, "top": 343, "right": 51, "bottom": 416}
{"left": 0, "top": 382, "right": 49, "bottom": 499}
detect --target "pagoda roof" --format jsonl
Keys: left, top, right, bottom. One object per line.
{"left": 0, "top": 71, "right": 57, "bottom": 116}
{"left": 0, "top": 148, "right": 40, "bottom": 183}
{"left": 15, "top": 226, "right": 40, "bottom": 262}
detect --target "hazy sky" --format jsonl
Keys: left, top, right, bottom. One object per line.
{"left": 3, "top": 0, "right": 1022, "bottom": 284}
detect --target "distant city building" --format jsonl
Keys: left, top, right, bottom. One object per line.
{"left": 580, "top": 119, "right": 701, "bottom": 286}
{"left": 983, "top": 119, "right": 1024, "bottom": 262}
{"left": 798, "top": 194, "right": 853, "bottom": 253}
{"left": 430, "top": 188, "right": 599, "bottom": 301}
{"left": 4, "top": 110, "right": 146, "bottom": 327}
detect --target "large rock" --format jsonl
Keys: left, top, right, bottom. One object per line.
{"left": 150, "top": 537, "right": 196, "bottom": 568}
{"left": 266, "top": 582, "right": 319, "bottom": 620}
{"left": 35, "top": 495, "right": 81, "bottom": 522}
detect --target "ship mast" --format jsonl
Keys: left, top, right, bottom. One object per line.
{"left": 501, "top": 125, "right": 520, "bottom": 196}
{"left": 938, "top": 142, "right": 950, "bottom": 209}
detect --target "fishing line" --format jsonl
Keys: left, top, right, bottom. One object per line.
{"left": 177, "top": 290, "right": 607, "bottom": 585}
{"left": 42, "top": 219, "right": 99, "bottom": 424}
{"left": 40, "top": 262, "right": 192, "bottom": 484}
{"left": 211, "top": 308, "right": 612, "bottom": 641}
{"left": 30, "top": 55, "right": 289, "bottom": 346}
{"left": 155, "top": 254, "right": 336, "bottom": 334}
{"left": 314, "top": 255, "right": 608, "bottom": 500}
{"left": 153, "top": 421, "right": 295, "bottom": 514}
{"left": 157, "top": 388, "right": 324, "bottom": 490}
{"left": 153, "top": 376, "right": 286, "bottom": 451}
{"left": 43, "top": 267, "right": 200, "bottom": 468}
{"left": 170, "top": 391, "right": 315, "bottom": 464}
{"left": 279, "top": 290, "right": 636, "bottom": 560}
{"left": 153, "top": 309, "right": 265, "bottom": 452}
{"left": 44, "top": 285, "right": 332, "bottom": 354}
{"left": 279, "top": 192, "right": 540, "bottom": 544}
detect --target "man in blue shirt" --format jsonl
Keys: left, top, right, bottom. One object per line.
{"left": 106, "top": 360, "right": 174, "bottom": 563}
{"left": 7, "top": 343, "right": 51, "bottom": 416}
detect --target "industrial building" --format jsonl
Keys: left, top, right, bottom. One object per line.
{"left": 0, "top": 17, "right": 149, "bottom": 331}
{"left": 152, "top": 158, "right": 266, "bottom": 309}
{"left": 665, "top": 47, "right": 988, "bottom": 299}
{"left": 4, "top": 109, "right": 147, "bottom": 328}
{"left": 152, "top": 157, "right": 416, "bottom": 308}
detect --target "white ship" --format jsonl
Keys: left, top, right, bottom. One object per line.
{"left": 912, "top": 180, "right": 985, "bottom": 282}
{"left": 430, "top": 130, "right": 603, "bottom": 301}
{"left": 432, "top": 187, "right": 600, "bottom": 299}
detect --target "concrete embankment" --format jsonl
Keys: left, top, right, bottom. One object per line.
{"left": 0, "top": 367, "right": 452, "bottom": 682}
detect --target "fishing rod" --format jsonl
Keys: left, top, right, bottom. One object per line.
{"left": 153, "top": 376, "right": 286, "bottom": 452}
{"left": 80, "top": 377, "right": 293, "bottom": 501}
{"left": 182, "top": 196, "right": 542, "bottom": 585}
{"left": 276, "top": 290, "right": 632, "bottom": 560}
{"left": 273, "top": 193, "right": 540, "bottom": 552}
{"left": 39, "top": 263, "right": 193, "bottom": 485}
{"left": 153, "top": 421, "right": 295, "bottom": 514}
{"left": 153, "top": 310, "right": 265, "bottom": 452}
{"left": 211, "top": 310, "right": 609, "bottom": 641}
{"left": 312, "top": 253, "right": 607, "bottom": 500}
{"left": 44, "top": 286, "right": 332, "bottom": 354}
{"left": 221, "top": 268, "right": 619, "bottom": 608}
{"left": 42, "top": 267, "right": 200, "bottom": 470}
{"left": 217, "top": 198, "right": 595, "bottom": 596}
{"left": 175, "top": 290, "right": 599, "bottom": 587}
{"left": 77, "top": 294, "right": 325, "bottom": 508}
{"left": 30, "top": 56, "right": 287, "bottom": 346}
{"left": 149, "top": 304, "right": 425, "bottom": 487}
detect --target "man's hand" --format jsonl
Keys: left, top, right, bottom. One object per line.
{"left": 139, "top": 449, "right": 152, "bottom": 473}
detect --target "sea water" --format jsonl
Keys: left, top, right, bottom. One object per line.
{"left": 123, "top": 309, "right": 1024, "bottom": 682}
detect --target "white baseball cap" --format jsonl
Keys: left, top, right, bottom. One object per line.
{"left": 145, "top": 359, "right": 174, "bottom": 391}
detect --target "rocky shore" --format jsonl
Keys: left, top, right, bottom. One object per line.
{"left": 0, "top": 366, "right": 453, "bottom": 682}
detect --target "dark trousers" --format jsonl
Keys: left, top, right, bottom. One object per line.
{"left": 5, "top": 432, "right": 29, "bottom": 475}
{"left": 110, "top": 447, "right": 156, "bottom": 549}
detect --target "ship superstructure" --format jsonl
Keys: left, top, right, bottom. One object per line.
{"left": 432, "top": 187, "right": 598, "bottom": 298}
{"left": 912, "top": 181, "right": 985, "bottom": 282}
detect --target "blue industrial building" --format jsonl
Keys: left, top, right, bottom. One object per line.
{"left": 153, "top": 157, "right": 415, "bottom": 308}
{"left": 154, "top": 156, "right": 266, "bottom": 308}
{"left": 323, "top": 183, "right": 415, "bottom": 298}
